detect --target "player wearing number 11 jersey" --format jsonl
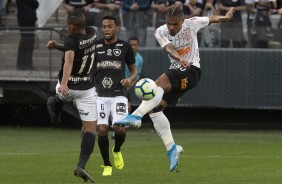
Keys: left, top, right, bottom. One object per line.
{"left": 48, "top": 11, "right": 97, "bottom": 183}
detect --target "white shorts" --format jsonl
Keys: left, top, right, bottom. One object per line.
{"left": 55, "top": 82, "right": 97, "bottom": 121}
{"left": 96, "top": 96, "right": 128, "bottom": 125}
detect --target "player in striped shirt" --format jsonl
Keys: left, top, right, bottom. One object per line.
{"left": 116, "top": 5, "right": 234, "bottom": 172}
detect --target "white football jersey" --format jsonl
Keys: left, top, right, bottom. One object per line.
{"left": 155, "top": 17, "right": 209, "bottom": 69}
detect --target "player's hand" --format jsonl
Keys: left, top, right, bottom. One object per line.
{"left": 47, "top": 40, "right": 58, "bottom": 50}
{"left": 226, "top": 7, "right": 235, "bottom": 20}
{"left": 120, "top": 78, "right": 131, "bottom": 88}
{"left": 58, "top": 84, "right": 70, "bottom": 97}
{"left": 179, "top": 57, "right": 190, "bottom": 68}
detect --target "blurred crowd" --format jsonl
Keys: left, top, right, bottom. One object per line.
{"left": 1, "top": 0, "right": 282, "bottom": 48}
{"left": 61, "top": 0, "right": 282, "bottom": 48}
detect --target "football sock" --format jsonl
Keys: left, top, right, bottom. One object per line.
{"left": 54, "top": 95, "right": 64, "bottom": 114}
{"left": 150, "top": 111, "right": 174, "bottom": 151}
{"left": 98, "top": 135, "right": 111, "bottom": 166}
{"left": 77, "top": 132, "right": 96, "bottom": 169}
{"left": 113, "top": 132, "right": 126, "bottom": 152}
{"left": 133, "top": 86, "right": 164, "bottom": 117}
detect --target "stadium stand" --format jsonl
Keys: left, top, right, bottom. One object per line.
{"left": 0, "top": 2, "right": 281, "bottom": 127}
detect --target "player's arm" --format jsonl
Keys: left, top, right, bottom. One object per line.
{"left": 208, "top": 7, "right": 235, "bottom": 24}
{"left": 121, "top": 44, "right": 138, "bottom": 88}
{"left": 59, "top": 50, "right": 74, "bottom": 95}
{"left": 127, "top": 64, "right": 138, "bottom": 88}
{"left": 163, "top": 43, "right": 190, "bottom": 68}
{"left": 123, "top": 64, "right": 137, "bottom": 88}
{"left": 47, "top": 40, "right": 65, "bottom": 52}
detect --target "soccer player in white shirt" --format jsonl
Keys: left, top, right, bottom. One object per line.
{"left": 116, "top": 5, "right": 234, "bottom": 172}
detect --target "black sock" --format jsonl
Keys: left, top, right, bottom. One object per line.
{"left": 77, "top": 132, "right": 95, "bottom": 169}
{"left": 114, "top": 132, "right": 126, "bottom": 152}
{"left": 54, "top": 95, "right": 64, "bottom": 114}
{"left": 98, "top": 135, "right": 111, "bottom": 166}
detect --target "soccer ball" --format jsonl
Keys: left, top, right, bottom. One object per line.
{"left": 135, "top": 78, "right": 158, "bottom": 100}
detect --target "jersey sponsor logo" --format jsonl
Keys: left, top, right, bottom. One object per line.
{"left": 116, "top": 43, "right": 123, "bottom": 47}
{"left": 102, "top": 77, "right": 113, "bottom": 88}
{"left": 68, "top": 76, "right": 91, "bottom": 82}
{"left": 96, "top": 44, "right": 103, "bottom": 48}
{"left": 176, "top": 47, "right": 191, "bottom": 55}
{"left": 96, "top": 60, "right": 122, "bottom": 69}
{"left": 113, "top": 49, "right": 121, "bottom": 56}
{"left": 79, "top": 35, "right": 96, "bottom": 48}
{"left": 78, "top": 109, "right": 89, "bottom": 116}
{"left": 116, "top": 102, "right": 126, "bottom": 114}
{"left": 84, "top": 45, "right": 95, "bottom": 55}
{"left": 180, "top": 77, "right": 188, "bottom": 90}
{"left": 107, "top": 49, "right": 112, "bottom": 56}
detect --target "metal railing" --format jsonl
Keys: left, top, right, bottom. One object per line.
{"left": 0, "top": 27, "right": 66, "bottom": 83}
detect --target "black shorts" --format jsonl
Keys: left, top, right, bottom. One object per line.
{"left": 163, "top": 65, "right": 201, "bottom": 105}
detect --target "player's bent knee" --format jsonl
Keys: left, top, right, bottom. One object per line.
{"left": 152, "top": 105, "right": 164, "bottom": 113}
{"left": 113, "top": 125, "right": 126, "bottom": 134}
{"left": 97, "top": 124, "right": 109, "bottom": 135}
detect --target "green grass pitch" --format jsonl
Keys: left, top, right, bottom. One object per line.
{"left": 0, "top": 127, "right": 282, "bottom": 184}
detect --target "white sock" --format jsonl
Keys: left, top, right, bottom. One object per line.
{"left": 150, "top": 111, "right": 174, "bottom": 151}
{"left": 132, "top": 87, "right": 164, "bottom": 117}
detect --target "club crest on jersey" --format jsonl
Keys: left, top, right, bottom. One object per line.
{"left": 102, "top": 77, "right": 113, "bottom": 88}
{"left": 99, "top": 112, "right": 106, "bottom": 118}
{"left": 113, "top": 49, "right": 121, "bottom": 56}
{"left": 107, "top": 49, "right": 112, "bottom": 56}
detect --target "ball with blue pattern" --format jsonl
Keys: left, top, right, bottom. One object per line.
{"left": 135, "top": 78, "right": 157, "bottom": 100}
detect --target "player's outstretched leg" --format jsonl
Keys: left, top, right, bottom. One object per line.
{"left": 74, "top": 166, "right": 95, "bottom": 183}
{"left": 115, "top": 87, "right": 164, "bottom": 128}
{"left": 167, "top": 144, "right": 184, "bottom": 172}
{"left": 112, "top": 147, "right": 124, "bottom": 169}
{"left": 114, "top": 114, "right": 142, "bottom": 128}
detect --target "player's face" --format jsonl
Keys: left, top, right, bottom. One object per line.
{"left": 102, "top": 19, "right": 119, "bottom": 41}
{"left": 166, "top": 16, "right": 184, "bottom": 36}
{"left": 129, "top": 40, "right": 139, "bottom": 54}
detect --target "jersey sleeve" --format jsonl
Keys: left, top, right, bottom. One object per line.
{"left": 85, "top": 27, "right": 97, "bottom": 39}
{"left": 64, "top": 36, "right": 76, "bottom": 52}
{"left": 185, "top": 17, "right": 209, "bottom": 33}
{"left": 126, "top": 43, "right": 135, "bottom": 66}
{"left": 154, "top": 25, "right": 170, "bottom": 49}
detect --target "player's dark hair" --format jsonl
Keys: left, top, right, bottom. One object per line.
{"left": 128, "top": 36, "right": 139, "bottom": 44}
{"left": 67, "top": 10, "right": 85, "bottom": 29}
{"left": 102, "top": 15, "right": 120, "bottom": 26}
{"left": 165, "top": 5, "right": 184, "bottom": 18}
